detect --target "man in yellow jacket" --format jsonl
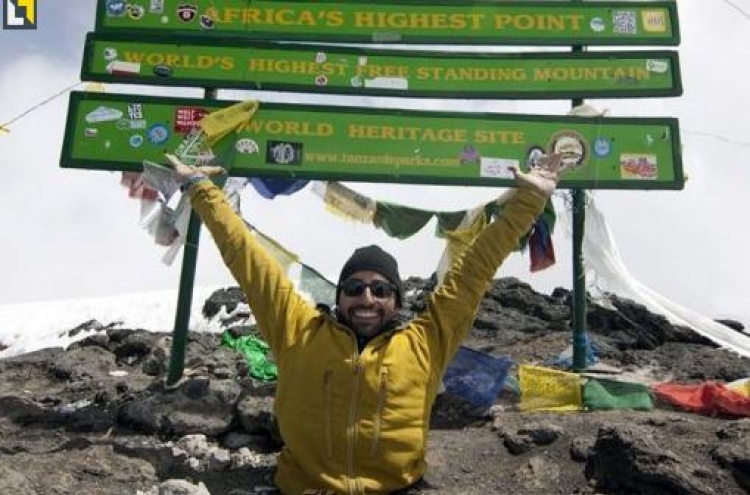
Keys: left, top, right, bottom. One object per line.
{"left": 166, "top": 153, "right": 561, "bottom": 495}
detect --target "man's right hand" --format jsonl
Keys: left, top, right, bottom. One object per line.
{"left": 510, "top": 152, "right": 562, "bottom": 199}
{"left": 164, "top": 153, "right": 226, "bottom": 181}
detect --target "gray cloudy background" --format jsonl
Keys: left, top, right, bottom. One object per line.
{"left": 1, "top": 1, "right": 748, "bottom": 326}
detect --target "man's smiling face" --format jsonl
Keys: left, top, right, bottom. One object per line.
{"left": 337, "top": 270, "right": 400, "bottom": 339}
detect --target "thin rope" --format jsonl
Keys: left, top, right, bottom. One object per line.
{"left": 0, "top": 81, "right": 82, "bottom": 130}
{"left": 682, "top": 129, "right": 750, "bottom": 149}
{"left": 720, "top": 0, "right": 750, "bottom": 21}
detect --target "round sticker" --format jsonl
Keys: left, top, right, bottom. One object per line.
{"left": 525, "top": 146, "right": 546, "bottom": 170}
{"left": 130, "top": 134, "right": 144, "bottom": 148}
{"left": 153, "top": 64, "right": 173, "bottom": 77}
{"left": 147, "top": 124, "right": 169, "bottom": 145}
{"left": 590, "top": 17, "right": 606, "bottom": 32}
{"left": 127, "top": 4, "right": 145, "bottom": 20}
{"left": 103, "top": 47, "right": 118, "bottom": 61}
{"left": 235, "top": 138, "right": 259, "bottom": 154}
{"left": 548, "top": 130, "right": 589, "bottom": 170}
{"left": 593, "top": 137, "right": 612, "bottom": 157}
{"left": 200, "top": 14, "right": 215, "bottom": 29}
{"left": 459, "top": 145, "right": 480, "bottom": 166}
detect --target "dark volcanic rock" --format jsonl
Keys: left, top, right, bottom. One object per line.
{"left": 717, "top": 319, "right": 746, "bottom": 333}
{"left": 403, "top": 275, "right": 438, "bottom": 313}
{"left": 113, "top": 332, "right": 154, "bottom": 365}
{"left": 585, "top": 424, "right": 715, "bottom": 495}
{"left": 621, "top": 342, "right": 750, "bottom": 382}
{"left": 711, "top": 436, "right": 750, "bottom": 491}
{"left": 72, "top": 332, "right": 110, "bottom": 350}
{"left": 1, "top": 278, "right": 749, "bottom": 495}
{"left": 202, "top": 287, "right": 249, "bottom": 319}
{"left": 0, "top": 396, "right": 55, "bottom": 425}
{"left": 65, "top": 319, "right": 106, "bottom": 338}
{"left": 587, "top": 295, "right": 713, "bottom": 349}
{"left": 119, "top": 378, "right": 243, "bottom": 437}
{"left": 49, "top": 346, "right": 116, "bottom": 381}
{"left": 236, "top": 395, "right": 274, "bottom": 435}
{"left": 716, "top": 419, "right": 750, "bottom": 440}
{"left": 486, "top": 277, "right": 571, "bottom": 323}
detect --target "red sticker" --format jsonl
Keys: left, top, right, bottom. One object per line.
{"left": 174, "top": 107, "right": 209, "bottom": 133}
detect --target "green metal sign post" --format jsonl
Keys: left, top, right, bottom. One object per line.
{"left": 96, "top": 0, "right": 679, "bottom": 46}
{"left": 571, "top": 0, "right": 588, "bottom": 371}
{"left": 164, "top": 88, "right": 214, "bottom": 387}
{"left": 571, "top": 187, "right": 588, "bottom": 370}
{"left": 61, "top": 91, "right": 684, "bottom": 190}
{"left": 82, "top": 33, "right": 682, "bottom": 99}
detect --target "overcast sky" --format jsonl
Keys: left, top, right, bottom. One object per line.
{"left": 1, "top": 1, "right": 749, "bottom": 327}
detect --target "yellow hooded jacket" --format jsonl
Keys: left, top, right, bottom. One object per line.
{"left": 190, "top": 182, "right": 546, "bottom": 495}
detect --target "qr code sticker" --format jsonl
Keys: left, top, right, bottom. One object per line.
{"left": 613, "top": 11, "right": 637, "bottom": 34}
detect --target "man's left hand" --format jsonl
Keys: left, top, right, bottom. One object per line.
{"left": 164, "top": 153, "right": 226, "bottom": 181}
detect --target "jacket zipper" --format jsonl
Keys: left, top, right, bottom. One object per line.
{"left": 324, "top": 368, "right": 333, "bottom": 459}
{"left": 370, "top": 367, "right": 389, "bottom": 457}
{"left": 346, "top": 349, "right": 361, "bottom": 495}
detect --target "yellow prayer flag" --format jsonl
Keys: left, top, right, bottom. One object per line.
{"left": 519, "top": 365, "right": 583, "bottom": 412}
{"left": 728, "top": 378, "right": 750, "bottom": 398}
{"left": 200, "top": 100, "right": 259, "bottom": 146}
{"left": 254, "top": 230, "right": 299, "bottom": 274}
{"left": 0, "top": 125, "right": 9, "bottom": 134}
{"left": 435, "top": 205, "right": 486, "bottom": 283}
{"left": 322, "top": 182, "right": 376, "bottom": 223}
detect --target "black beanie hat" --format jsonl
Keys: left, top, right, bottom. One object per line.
{"left": 337, "top": 245, "right": 403, "bottom": 306}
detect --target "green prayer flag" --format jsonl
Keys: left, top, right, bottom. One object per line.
{"left": 483, "top": 201, "right": 500, "bottom": 222}
{"left": 540, "top": 199, "right": 557, "bottom": 233}
{"left": 435, "top": 209, "right": 470, "bottom": 237}
{"left": 584, "top": 378, "right": 654, "bottom": 411}
{"left": 221, "top": 331, "right": 278, "bottom": 381}
{"left": 373, "top": 201, "right": 434, "bottom": 239}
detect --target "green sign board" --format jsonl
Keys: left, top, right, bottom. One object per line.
{"left": 61, "top": 91, "right": 684, "bottom": 190}
{"left": 96, "top": 0, "right": 680, "bottom": 46}
{"left": 82, "top": 33, "right": 682, "bottom": 99}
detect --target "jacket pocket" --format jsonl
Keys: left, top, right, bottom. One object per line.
{"left": 370, "top": 366, "right": 389, "bottom": 457}
{"left": 324, "top": 368, "right": 333, "bottom": 459}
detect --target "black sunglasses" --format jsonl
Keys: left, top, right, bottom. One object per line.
{"left": 339, "top": 278, "right": 396, "bottom": 299}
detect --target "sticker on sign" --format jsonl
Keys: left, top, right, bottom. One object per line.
{"left": 480, "top": 157, "right": 518, "bottom": 179}
{"left": 364, "top": 77, "right": 409, "bottom": 90}
{"left": 646, "top": 59, "right": 669, "bottom": 73}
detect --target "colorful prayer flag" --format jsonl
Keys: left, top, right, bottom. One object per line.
{"left": 519, "top": 365, "right": 582, "bottom": 412}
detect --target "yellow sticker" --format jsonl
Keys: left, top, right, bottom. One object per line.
{"left": 642, "top": 10, "right": 668, "bottom": 33}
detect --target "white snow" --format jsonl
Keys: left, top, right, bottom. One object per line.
{"left": 0, "top": 286, "right": 229, "bottom": 359}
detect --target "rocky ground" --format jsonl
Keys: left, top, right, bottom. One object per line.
{"left": 1, "top": 277, "right": 749, "bottom": 495}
